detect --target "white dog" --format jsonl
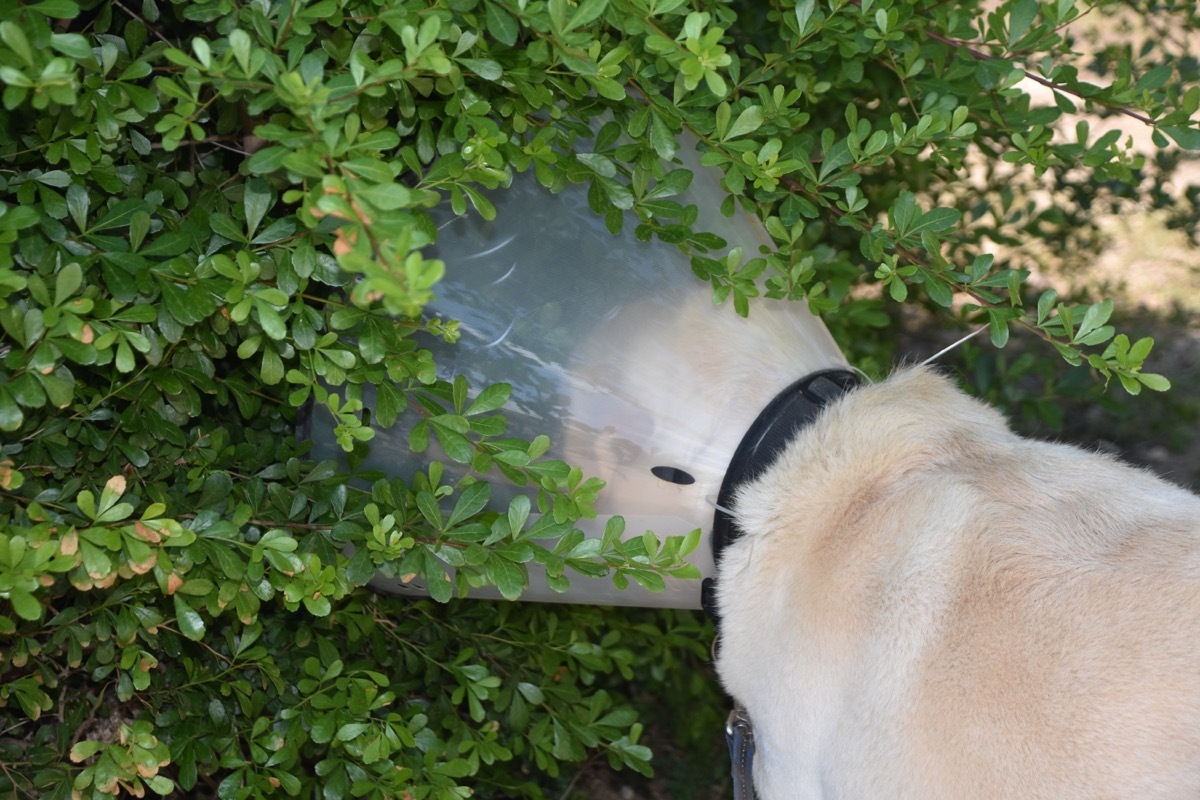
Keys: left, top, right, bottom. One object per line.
{"left": 715, "top": 366, "right": 1200, "bottom": 799}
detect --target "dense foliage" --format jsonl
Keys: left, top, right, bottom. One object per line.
{"left": 1, "top": 0, "right": 1197, "bottom": 796}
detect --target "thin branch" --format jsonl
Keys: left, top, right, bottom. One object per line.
{"left": 556, "top": 754, "right": 600, "bottom": 800}
{"left": 112, "top": 0, "right": 173, "bottom": 47}
{"left": 922, "top": 29, "right": 1156, "bottom": 126}
{"left": 274, "top": 0, "right": 301, "bottom": 54}
{"left": 177, "top": 512, "right": 333, "bottom": 532}
{"left": 151, "top": 135, "right": 250, "bottom": 154}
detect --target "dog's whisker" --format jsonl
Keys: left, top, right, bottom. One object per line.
{"left": 706, "top": 497, "right": 736, "bottom": 517}
{"left": 920, "top": 324, "right": 988, "bottom": 366}
{"left": 849, "top": 364, "right": 876, "bottom": 384}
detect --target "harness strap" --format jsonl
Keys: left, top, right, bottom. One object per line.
{"left": 726, "top": 704, "right": 756, "bottom": 800}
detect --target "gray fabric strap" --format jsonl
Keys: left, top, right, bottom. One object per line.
{"left": 726, "top": 704, "right": 756, "bottom": 800}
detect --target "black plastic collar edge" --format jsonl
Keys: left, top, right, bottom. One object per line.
{"left": 701, "top": 368, "right": 861, "bottom": 628}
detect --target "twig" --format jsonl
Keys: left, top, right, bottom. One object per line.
{"left": 556, "top": 753, "right": 599, "bottom": 800}
{"left": 112, "top": 0, "right": 173, "bottom": 47}
{"left": 67, "top": 686, "right": 107, "bottom": 751}
{"left": 922, "top": 29, "right": 1155, "bottom": 126}
{"left": 177, "top": 512, "right": 333, "bottom": 531}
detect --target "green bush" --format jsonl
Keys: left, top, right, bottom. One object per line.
{"left": 1, "top": 0, "right": 1197, "bottom": 797}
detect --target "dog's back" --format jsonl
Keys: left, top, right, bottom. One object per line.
{"left": 715, "top": 367, "right": 1200, "bottom": 799}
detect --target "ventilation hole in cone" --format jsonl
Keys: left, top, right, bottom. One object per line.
{"left": 651, "top": 466, "right": 696, "bottom": 485}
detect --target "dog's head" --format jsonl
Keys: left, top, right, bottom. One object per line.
{"left": 713, "top": 366, "right": 1013, "bottom": 672}
{"left": 726, "top": 365, "right": 1011, "bottom": 548}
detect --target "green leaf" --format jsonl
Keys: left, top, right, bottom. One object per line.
{"left": 209, "top": 213, "right": 246, "bottom": 242}
{"left": 247, "top": 146, "right": 290, "bottom": 175}
{"left": 129, "top": 211, "right": 151, "bottom": 252}
{"left": 88, "top": 199, "right": 150, "bottom": 233}
{"left": 157, "top": 276, "right": 218, "bottom": 325}
{"left": 416, "top": 490, "right": 442, "bottom": 529}
{"left": 254, "top": 299, "right": 288, "bottom": 340}
{"left": 490, "top": 556, "right": 527, "bottom": 601}
{"left": 146, "top": 775, "right": 174, "bottom": 796}
{"left": 484, "top": 2, "right": 518, "bottom": 46}
{"left": 66, "top": 184, "right": 89, "bottom": 230}
{"left": 1075, "top": 299, "right": 1113, "bottom": 342}
{"left": 243, "top": 177, "right": 271, "bottom": 238}
{"left": 0, "top": 22, "right": 34, "bottom": 67}
{"left": 458, "top": 58, "right": 502, "bottom": 80}
{"left": 576, "top": 152, "right": 616, "bottom": 177}
{"left": 462, "top": 185, "right": 497, "bottom": 220}
{"left": 433, "top": 758, "right": 474, "bottom": 778}
{"left": 336, "top": 723, "right": 369, "bottom": 741}
{"left": 645, "top": 170, "right": 693, "bottom": 200}
{"left": 35, "top": 170, "right": 72, "bottom": 188}
{"left": 1137, "top": 373, "right": 1171, "bottom": 392}
{"left": 70, "top": 740, "right": 104, "bottom": 762}
{"left": 0, "top": 65, "right": 31, "bottom": 88}
{"left": 507, "top": 495, "right": 530, "bottom": 537}
{"left": 1128, "top": 336, "right": 1155, "bottom": 364}
{"left": 889, "top": 192, "right": 918, "bottom": 234}
{"left": 0, "top": 388, "right": 24, "bottom": 432}
{"left": 423, "top": 551, "right": 453, "bottom": 603}
{"left": 409, "top": 420, "right": 429, "bottom": 453}
{"left": 199, "top": 472, "right": 233, "bottom": 509}
{"left": 356, "top": 183, "right": 417, "bottom": 211}
{"left": 817, "top": 138, "right": 853, "bottom": 183}
{"left": 988, "top": 310, "right": 1011, "bottom": 348}
{"left": 1007, "top": 0, "right": 1038, "bottom": 46}
{"left": 173, "top": 595, "right": 206, "bottom": 641}
{"left": 627, "top": 569, "right": 665, "bottom": 592}
{"left": 0, "top": 205, "right": 40, "bottom": 232}
{"left": 724, "top": 105, "right": 764, "bottom": 140}
{"left": 8, "top": 588, "right": 42, "bottom": 621}
{"left": 464, "top": 383, "right": 510, "bottom": 416}
{"left": 310, "top": 713, "right": 336, "bottom": 744}
{"left": 49, "top": 33, "right": 92, "bottom": 59}
{"left": 260, "top": 345, "right": 284, "bottom": 385}
{"left": 794, "top": 0, "right": 816, "bottom": 33}
{"left": 448, "top": 482, "right": 490, "bottom": 528}
{"left": 1117, "top": 373, "right": 1141, "bottom": 394}
{"left": 567, "top": 0, "right": 608, "bottom": 29}
{"left": 251, "top": 218, "right": 295, "bottom": 245}
{"left": 1036, "top": 289, "right": 1057, "bottom": 324}
{"left": 229, "top": 29, "right": 252, "bottom": 73}
{"left": 9, "top": 373, "right": 46, "bottom": 408}
{"left": 431, "top": 424, "right": 474, "bottom": 463}
{"left": 30, "top": 0, "right": 80, "bottom": 17}
{"left": 54, "top": 262, "right": 83, "bottom": 304}
{"left": 924, "top": 276, "right": 953, "bottom": 307}
{"left": 35, "top": 371, "right": 74, "bottom": 408}
{"left": 1162, "top": 126, "right": 1200, "bottom": 151}
{"left": 909, "top": 207, "right": 960, "bottom": 235}
{"left": 344, "top": 548, "right": 374, "bottom": 585}
{"left": 517, "top": 681, "right": 544, "bottom": 704}
{"left": 649, "top": 112, "right": 676, "bottom": 160}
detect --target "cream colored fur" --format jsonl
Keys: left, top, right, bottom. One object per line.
{"left": 715, "top": 366, "right": 1200, "bottom": 799}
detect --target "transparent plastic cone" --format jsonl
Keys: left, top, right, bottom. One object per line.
{"left": 309, "top": 137, "right": 848, "bottom": 608}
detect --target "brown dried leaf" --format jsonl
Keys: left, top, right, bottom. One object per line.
{"left": 132, "top": 520, "right": 162, "bottom": 544}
